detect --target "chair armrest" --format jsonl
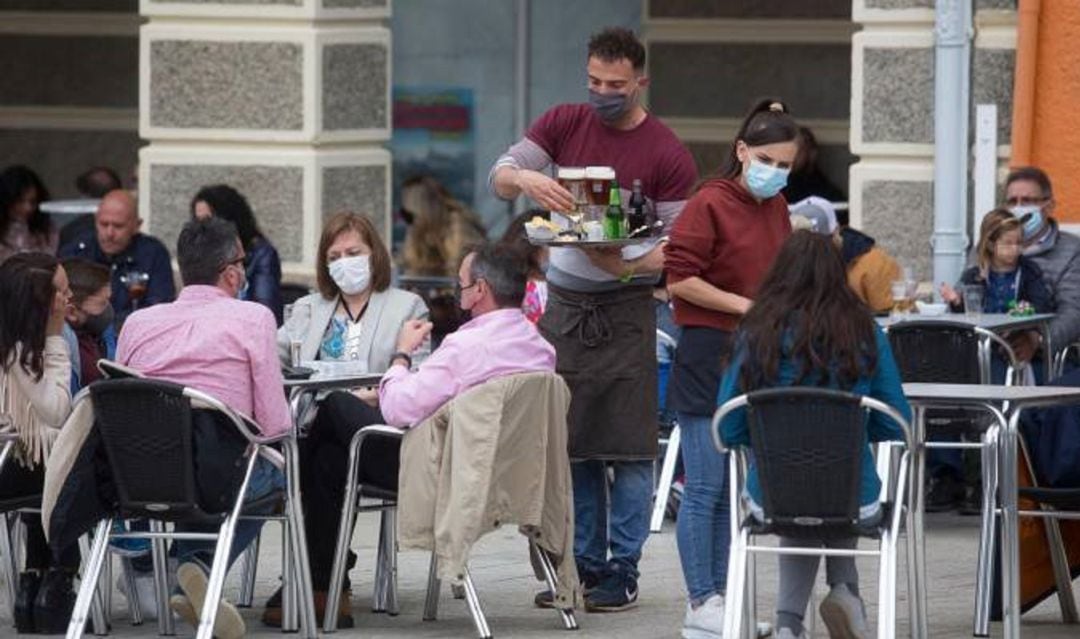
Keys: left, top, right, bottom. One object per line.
{"left": 710, "top": 395, "right": 751, "bottom": 454}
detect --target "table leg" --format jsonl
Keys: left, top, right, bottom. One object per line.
{"left": 999, "top": 410, "right": 1022, "bottom": 639}
{"left": 907, "top": 405, "right": 929, "bottom": 639}
{"left": 1041, "top": 320, "right": 1054, "bottom": 381}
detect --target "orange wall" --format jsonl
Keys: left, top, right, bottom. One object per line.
{"left": 1027, "top": 1, "right": 1080, "bottom": 222}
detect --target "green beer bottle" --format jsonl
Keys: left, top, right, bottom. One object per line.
{"left": 604, "top": 181, "right": 625, "bottom": 240}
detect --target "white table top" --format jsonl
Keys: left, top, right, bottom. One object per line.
{"left": 283, "top": 372, "right": 383, "bottom": 391}
{"left": 902, "top": 382, "right": 1080, "bottom": 408}
{"left": 878, "top": 313, "right": 1054, "bottom": 331}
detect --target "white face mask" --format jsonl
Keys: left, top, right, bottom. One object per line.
{"left": 328, "top": 254, "right": 371, "bottom": 296}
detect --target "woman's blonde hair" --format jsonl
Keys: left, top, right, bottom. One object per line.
{"left": 975, "top": 208, "right": 1022, "bottom": 276}
{"left": 400, "top": 176, "right": 484, "bottom": 277}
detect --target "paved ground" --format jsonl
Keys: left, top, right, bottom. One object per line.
{"left": 3, "top": 511, "right": 1078, "bottom": 637}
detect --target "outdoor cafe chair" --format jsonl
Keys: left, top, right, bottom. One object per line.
{"left": 0, "top": 430, "right": 111, "bottom": 635}
{"left": 1012, "top": 413, "right": 1080, "bottom": 625}
{"left": 712, "top": 387, "right": 914, "bottom": 639}
{"left": 65, "top": 378, "right": 318, "bottom": 639}
{"left": 650, "top": 328, "right": 681, "bottom": 533}
{"left": 884, "top": 320, "right": 1022, "bottom": 635}
{"left": 322, "top": 424, "right": 404, "bottom": 632}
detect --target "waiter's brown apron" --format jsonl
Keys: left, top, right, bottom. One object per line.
{"left": 539, "top": 284, "right": 657, "bottom": 461}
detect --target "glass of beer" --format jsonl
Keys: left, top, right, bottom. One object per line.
{"left": 890, "top": 280, "right": 911, "bottom": 318}
{"left": 584, "top": 166, "right": 615, "bottom": 206}
{"left": 556, "top": 167, "right": 587, "bottom": 227}
{"left": 121, "top": 270, "right": 150, "bottom": 310}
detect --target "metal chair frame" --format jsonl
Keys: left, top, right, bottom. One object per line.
{"left": 0, "top": 430, "right": 111, "bottom": 635}
{"left": 323, "top": 424, "right": 404, "bottom": 632}
{"left": 1012, "top": 422, "right": 1080, "bottom": 625}
{"left": 712, "top": 389, "right": 914, "bottom": 639}
{"left": 650, "top": 329, "right": 681, "bottom": 533}
{"left": 64, "top": 381, "right": 319, "bottom": 639}
{"left": 884, "top": 321, "right": 1024, "bottom": 636}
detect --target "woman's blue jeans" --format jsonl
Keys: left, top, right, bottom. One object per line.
{"left": 675, "top": 412, "right": 731, "bottom": 605}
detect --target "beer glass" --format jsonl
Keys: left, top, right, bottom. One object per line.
{"left": 120, "top": 270, "right": 150, "bottom": 310}
{"left": 584, "top": 166, "right": 615, "bottom": 206}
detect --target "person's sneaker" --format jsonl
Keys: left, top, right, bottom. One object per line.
{"left": 819, "top": 583, "right": 870, "bottom": 639}
{"left": 925, "top": 474, "right": 964, "bottom": 513}
{"left": 174, "top": 562, "right": 246, "bottom": 639}
{"left": 681, "top": 593, "right": 724, "bottom": 639}
{"left": 584, "top": 571, "right": 638, "bottom": 612}
{"left": 533, "top": 568, "right": 602, "bottom": 608}
{"left": 108, "top": 520, "right": 151, "bottom": 558}
{"left": 775, "top": 628, "right": 805, "bottom": 639}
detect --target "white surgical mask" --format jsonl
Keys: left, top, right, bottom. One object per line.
{"left": 328, "top": 254, "right": 371, "bottom": 295}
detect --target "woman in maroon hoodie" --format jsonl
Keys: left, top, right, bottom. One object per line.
{"left": 664, "top": 98, "right": 799, "bottom": 638}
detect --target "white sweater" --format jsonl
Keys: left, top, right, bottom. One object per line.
{"left": 0, "top": 336, "right": 72, "bottom": 467}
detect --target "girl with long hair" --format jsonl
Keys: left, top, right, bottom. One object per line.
{"left": 664, "top": 98, "right": 799, "bottom": 638}
{"left": 0, "top": 252, "right": 79, "bottom": 633}
{"left": 716, "top": 231, "right": 910, "bottom": 638}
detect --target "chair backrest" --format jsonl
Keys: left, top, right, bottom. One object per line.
{"left": 745, "top": 387, "right": 867, "bottom": 536}
{"left": 886, "top": 321, "right": 981, "bottom": 384}
{"left": 89, "top": 378, "right": 210, "bottom": 521}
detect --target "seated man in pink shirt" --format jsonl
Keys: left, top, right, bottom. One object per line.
{"left": 379, "top": 242, "right": 556, "bottom": 424}
{"left": 116, "top": 216, "right": 289, "bottom": 639}
{"left": 279, "top": 242, "right": 555, "bottom": 627}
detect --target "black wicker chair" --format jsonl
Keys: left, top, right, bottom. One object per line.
{"left": 66, "top": 378, "right": 317, "bottom": 639}
{"left": 712, "top": 387, "right": 913, "bottom": 638}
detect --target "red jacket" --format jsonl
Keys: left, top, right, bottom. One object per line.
{"left": 664, "top": 179, "right": 791, "bottom": 331}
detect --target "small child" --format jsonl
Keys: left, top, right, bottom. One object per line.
{"left": 940, "top": 208, "right": 1053, "bottom": 315}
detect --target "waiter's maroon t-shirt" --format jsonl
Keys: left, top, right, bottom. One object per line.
{"left": 526, "top": 104, "right": 696, "bottom": 205}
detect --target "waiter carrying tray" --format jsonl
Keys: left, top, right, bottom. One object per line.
{"left": 489, "top": 26, "right": 697, "bottom": 611}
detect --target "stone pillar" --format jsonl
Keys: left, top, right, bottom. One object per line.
{"left": 139, "top": 0, "right": 392, "bottom": 279}
{"left": 850, "top": 0, "right": 1016, "bottom": 280}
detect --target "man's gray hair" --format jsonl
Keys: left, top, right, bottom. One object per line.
{"left": 467, "top": 243, "right": 527, "bottom": 309}
{"left": 177, "top": 217, "right": 241, "bottom": 286}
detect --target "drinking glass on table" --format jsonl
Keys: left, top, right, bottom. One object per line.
{"left": 283, "top": 303, "right": 310, "bottom": 367}
{"left": 890, "top": 280, "right": 911, "bottom": 318}
{"left": 120, "top": 270, "right": 150, "bottom": 310}
{"left": 962, "top": 284, "right": 985, "bottom": 319}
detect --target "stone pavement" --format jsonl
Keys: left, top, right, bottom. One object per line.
{"left": 3, "top": 512, "right": 1078, "bottom": 637}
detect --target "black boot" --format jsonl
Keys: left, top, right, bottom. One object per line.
{"left": 14, "top": 571, "right": 41, "bottom": 633}
{"left": 33, "top": 569, "right": 76, "bottom": 634}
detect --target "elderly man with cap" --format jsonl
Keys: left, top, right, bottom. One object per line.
{"left": 790, "top": 196, "right": 901, "bottom": 314}
{"left": 59, "top": 189, "right": 175, "bottom": 326}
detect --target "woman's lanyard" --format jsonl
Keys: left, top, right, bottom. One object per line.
{"left": 340, "top": 295, "right": 368, "bottom": 324}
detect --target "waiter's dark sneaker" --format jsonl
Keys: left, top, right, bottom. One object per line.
{"left": 925, "top": 474, "right": 964, "bottom": 512}
{"left": 533, "top": 568, "right": 602, "bottom": 608}
{"left": 585, "top": 571, "right": 638, "bottom": 612}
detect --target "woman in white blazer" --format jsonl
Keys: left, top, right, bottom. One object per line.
{"left": 270, "top": 212, "right": 429, "bottom": 626}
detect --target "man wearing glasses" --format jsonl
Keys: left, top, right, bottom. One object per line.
{"left": 378, "top": 242, "right": 555, "bottom": 427}
{"left": 115, "top": 216, "right": 289, "bottom": 639}
{"left": 1004, "top": 166, "right": 1080, "bottom": 366}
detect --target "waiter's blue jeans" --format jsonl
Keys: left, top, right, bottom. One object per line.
{"left": 572, "top": 459, "right": 653, "bottom": 579}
